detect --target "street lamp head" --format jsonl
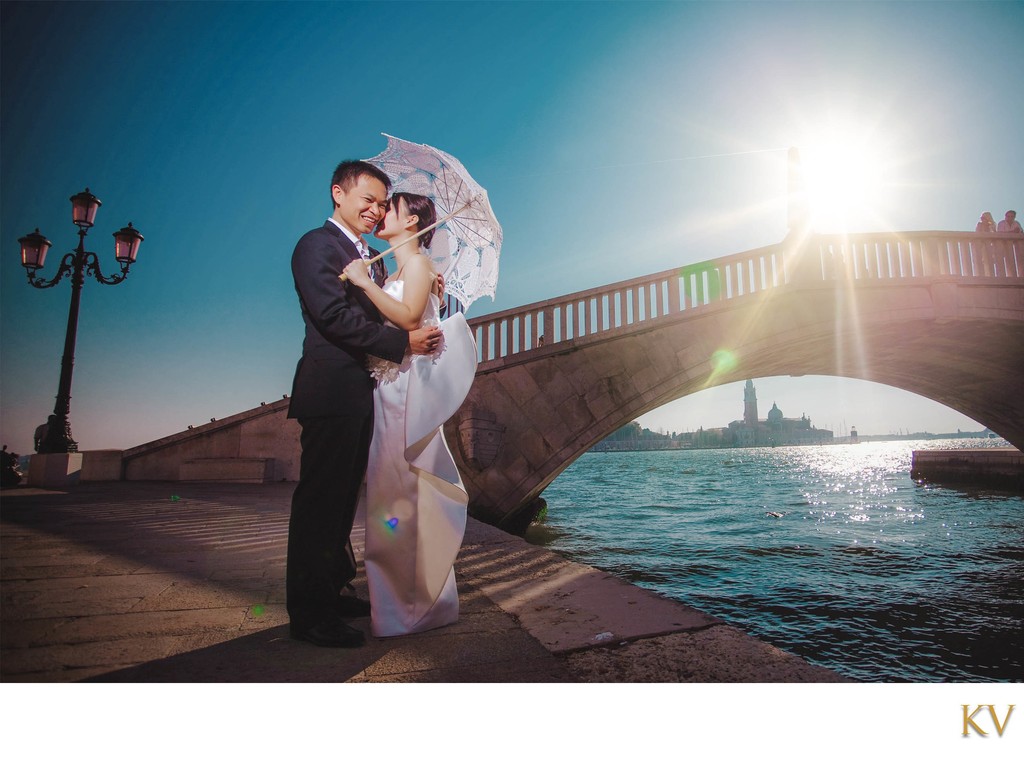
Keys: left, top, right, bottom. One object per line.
{"left": 70, "top": 188, "right": 101, "bottom": 228}
{"left": 19, "top": 228, "right": 52, "bottom": 270}
{"left": 113, "top": 222, "right": 144, "bottom": 264}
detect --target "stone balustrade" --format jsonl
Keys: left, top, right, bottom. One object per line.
{"left": 467, "top": 231, "right": 1023, "bottom": 367}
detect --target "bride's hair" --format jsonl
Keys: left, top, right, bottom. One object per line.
{"left": 392, "top": 192, "right": 437, "bottom": 249}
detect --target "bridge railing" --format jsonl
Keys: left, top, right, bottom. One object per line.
{"left": 808, "top": 231, "right": 1022, "bottom": 281}
{"left": 468, "top": 231, "right": 1022, "bottom": 364}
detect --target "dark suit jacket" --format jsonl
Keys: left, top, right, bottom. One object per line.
{"left": 288, "top": 221, "right": 408, "bottom": 419}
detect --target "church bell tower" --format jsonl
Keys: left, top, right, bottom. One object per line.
{"left": 743, "top": 379, "right": 758, "bottom": 426}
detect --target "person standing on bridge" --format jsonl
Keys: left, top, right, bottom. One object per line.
{"left": 997, "top": 210, "right": 1022, "bottom": 233}
{"left": 343, "top": 192, "right": 477, "bottom": 638}
{"left": 976, "top": 211, "right": 997, "bottom": 233}
{"left": 286, "top": 161, "right": 442, "bottom": 649}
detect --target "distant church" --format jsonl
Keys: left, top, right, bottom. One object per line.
{"left": 726, "top": 379, "right": 833, "bottom": 447}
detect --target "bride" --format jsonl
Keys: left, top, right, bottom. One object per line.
{"left": 342, "top": 192, "right": 477, "bottom": 637}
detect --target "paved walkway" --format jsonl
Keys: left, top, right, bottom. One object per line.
{"left": 1, "top": 482, "right": 845, "bottom": 683}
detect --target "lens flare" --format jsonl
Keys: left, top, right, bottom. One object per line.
{"left": 386, "top": 517, "right": 399, "bottom": 530}
{"left": 711, "top": 348, "right": 737, "bottom": 373}
{"left": 678, "top": 263, "right": 722, "bottom": 306}
{"left": 705, "top": 348, "right": 739, "bottom": 388}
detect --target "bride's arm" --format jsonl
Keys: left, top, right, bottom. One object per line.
{"left": 342, "top": 255, "right": 435, "bottom": 331}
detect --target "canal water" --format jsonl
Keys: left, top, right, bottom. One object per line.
{"left": 531, "top": 438, "right": 1022, "bottom": 682}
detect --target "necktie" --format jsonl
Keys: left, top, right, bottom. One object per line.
{"left": 360, "top": 244, "right": 386, "bottom": 286}
{"left": 355, "top": 241, "right": 377, "bottom": 285}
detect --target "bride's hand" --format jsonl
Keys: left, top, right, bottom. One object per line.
{"left": 342, "top": 259, "right": 372, "bottom": 288}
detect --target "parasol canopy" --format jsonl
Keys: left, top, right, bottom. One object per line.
{"left": 365, "top": 133, "right": 502, "bottom": 310}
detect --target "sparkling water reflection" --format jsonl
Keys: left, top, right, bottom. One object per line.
{"left": 536, "top": 439, "right": 1023, "bottom": 682}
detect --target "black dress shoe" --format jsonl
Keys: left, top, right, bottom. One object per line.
{"left": 335, "top": 595, "right": 371, "bottom": 618}
{"left": 290, "top": 619, "right": 365, "bottom": 648}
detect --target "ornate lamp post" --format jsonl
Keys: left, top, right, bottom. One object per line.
{"left": 18, "top": 188, "right": 143, "bottom": 454}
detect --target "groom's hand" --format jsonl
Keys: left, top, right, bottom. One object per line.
{"left": 436, "top": 273, "right": 448, "bottom": 318}
{"left": 409, "top": 326, "right": 442, "bottom": 355}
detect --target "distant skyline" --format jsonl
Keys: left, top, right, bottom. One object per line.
{"left": 2, "top": 1, "right": 1021, "bottom": 454}
{"left": 635, "top": 375, "right": 989, "bottom": 439}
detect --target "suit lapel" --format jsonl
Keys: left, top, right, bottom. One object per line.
{"left": 325, "top": 222, "right": 386, "bottom": 285}
{"left": 323, "top": 221, "right": 360, "bottom": 262}
{"left": 322, "top": 222, "right": 385, "bottom": 321}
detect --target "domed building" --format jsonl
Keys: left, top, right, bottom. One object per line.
{"left": 727, "top": 380, "right": 833, "bottom": 447}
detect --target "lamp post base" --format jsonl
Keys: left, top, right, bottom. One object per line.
{"left": 27, "top": 453, "right": 83, "bottom": 488}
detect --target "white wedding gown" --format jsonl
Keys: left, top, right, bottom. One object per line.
{"left": 363, "top": 280, "right": 477, "bottom": 637}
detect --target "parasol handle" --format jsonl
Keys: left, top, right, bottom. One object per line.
{"left": 339, "top": 195, "right": 479, "bottom": 282}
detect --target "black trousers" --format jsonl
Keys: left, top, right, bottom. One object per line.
{"left": 286, "top": 414, "right": 372, "bottom": 631}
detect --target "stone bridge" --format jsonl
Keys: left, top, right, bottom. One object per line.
{"left": 449, "top": 231, "right": 1024, "bottom": 531}
{"left": 109, "top": 231, "right": 1022, "bottom": 533}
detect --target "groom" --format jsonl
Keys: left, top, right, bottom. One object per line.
{"left": 287, "top": 159, "right": 442, "bottom": 647}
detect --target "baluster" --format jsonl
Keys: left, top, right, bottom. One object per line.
{"left": 937, "top": 237, "right": 951, "bottom": 275}
{"left": 478, "top": 322, "right": 491, "bottom": 361}
{"left": 646, "top": 283, "right": 658, "bottom": 318}
{"left": 961, "top": 238, "right": 972, "bottom": 277}
{"left": 913, "top": 238, "right": 929, "bottom": 276}
{"left": 843, "top": 239, "right": 860, "bottom": 278}
{"left": 995, "top": 238, "right": 1009, "bottom": 277}
{"left": 680, "top": 271, "right": 693, "bottom": 309}
{"left": 503, "top": 317, "right": 514, "bottom": 356}
{"left": 981, "top": 238, "right": 997, "bottom": 277}
{"left": 948, "top": 239, "right": 963, "bottom": 276}
{"left": 999, "top": 237, "right": 1017, "bottom": 278}
{"left": 917, "top": 239, "right": 929, "bottom": 277}
{"left": 668, "top": 275, "right": 681, "bottom": 314}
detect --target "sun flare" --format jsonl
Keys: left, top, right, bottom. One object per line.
{"left": 795, "top": 126, "right": 900, "bottom": 233}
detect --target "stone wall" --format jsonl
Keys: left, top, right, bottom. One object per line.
{"left": 122, "top": 398, "right": 300, "bottom": 482}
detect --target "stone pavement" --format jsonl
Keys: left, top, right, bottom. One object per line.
{"left": 1, "top": 482, "right": 846, "bottom": 683}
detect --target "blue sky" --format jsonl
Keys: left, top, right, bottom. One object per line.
{"left": 2, "top": 0, "right": 1022, "bottom": 454}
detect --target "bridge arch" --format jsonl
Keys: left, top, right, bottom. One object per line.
{"left": 451, "top": 232, "right": 1024, "bottom": 532}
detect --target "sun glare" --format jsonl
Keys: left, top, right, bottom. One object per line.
{"left": 797, "top": 129, "right": 898, "bottom": 233}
